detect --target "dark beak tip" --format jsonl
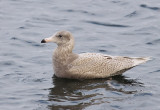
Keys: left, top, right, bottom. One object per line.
{"left": 41, "top": 39, "right": 46, "bottom": 43}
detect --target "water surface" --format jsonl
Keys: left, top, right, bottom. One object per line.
{"left": 0, "top": 0, "right": 160, "bottom": 110}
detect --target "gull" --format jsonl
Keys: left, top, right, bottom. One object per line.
{"left": 41, "top": 31, "right": 150, "bottom": 79}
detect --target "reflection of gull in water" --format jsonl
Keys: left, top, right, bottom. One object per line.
{"left": 41, "top": 31, "right": 150, "bottom": 79}
{"left": 48, "top": 75, "right": 143, "bottom": 110}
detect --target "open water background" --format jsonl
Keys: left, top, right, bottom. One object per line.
{"left": 0, "top": 0, "right": 160, "bottom": 110}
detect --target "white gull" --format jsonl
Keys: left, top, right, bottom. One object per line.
{"left": 41, "top": 31, "right": 150, "bottom": 79}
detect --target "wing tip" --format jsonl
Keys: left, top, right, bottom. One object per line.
{"left": 133, "top": 57, "right": 151, "bottom": 66}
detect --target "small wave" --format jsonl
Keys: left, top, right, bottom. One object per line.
{"left": 150, "top": 69, "right": 160, "bottom": 73}
{"left": 30, "top": 17, "right": 68, "bottom": 25}
{"left": 0, "top": 61, "right": 15, "bottom": 66}
{"left": 11, "top": 37, "right": 18, "bottom": 40}
{"left": 10, "top": 37, "right": 44, "bottom": 47}
{"left": 111, "top": 1, "right": 121, "bottom": 3}
{"left": 125, "top": 11, "right": 137, "bottom": 17}
{"left": 85, "top": 21, "right": 130, "bottom": 28}
{"left": 18, "top": 26, "right": 28, "bottom": 29}
{"left": 25, "top": 40, "right": 43, "bottom": 47}
{"left": 146, "top": 39, "right": 160, "bottom": 45}
{"left": 98, "top": 49, "right": 108, "bottom": 53}
{"left": 140, "top": 4, "right": 160, "bottom": 11}
{"left": 134, "top": 92, "right": 153, "bottom": 97}
{"left": 33, "top": 78, "right": 47, "bottom": 82}
{"left": 65, "top": 9, "right": 95, "bottom": 16}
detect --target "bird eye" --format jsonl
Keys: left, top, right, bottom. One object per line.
{"left": 58, "top": 34, "right": 62, "bottom": 38}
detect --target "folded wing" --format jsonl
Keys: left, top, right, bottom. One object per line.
{"left": 68, "top": 53, "right": 137, "bottom": 78}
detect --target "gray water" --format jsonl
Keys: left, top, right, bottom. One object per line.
{"left": 0, "top": 0, "right": 160, "bottom": 110}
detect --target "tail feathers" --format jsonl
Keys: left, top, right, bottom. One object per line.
{"left": 132, "top": 57, "right": 151, "bottom": 66}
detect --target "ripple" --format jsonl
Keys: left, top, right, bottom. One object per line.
{"left": 19, "top": 26, "right": 25, "bottom": 29}
{"left": 18, "top": 26, "right": 28, "bottom": 29}
{"left": 146, "top": 39, "right": 160, "bottom": 45}
{"left": 125, "top": 11, "right": 137, "bottom": 17}
{"left": 140, "top": 4, "right": 160, "bottom": 11}
{"left": 11, "top": 37, "right": 18, "bottom": 40}
{"left": 2, "top": 53, "right": 22, "bottom": 58}
{"left": 98, "top": 49, "right": 108, "bottom": 53}
{"left": 0, "top": 61, "right": 15, "bottom": 66}
{"left": 85, "top": 21, "right": 130, "bottom": 28}
{"left": 29, "top": 17, "right": 68, "bottom": 25}
{"left": 25, "top": 40, "right": 42, "bottom": 47}
{"left": 65, "top": 9, "right": 95, "bottom": 16}
{"left": 10, "top": 37, "right": 44, "bottom": 47}
{"left": 134, "top": 92, "right": 153, "bottom": 97}
{"left": 111, "top": 75, "right": 143, "bottom": 86}
{"left": 47, "top": 76, "right": 143, "bottom": 109}
{"left": 149, "top": 69, "right": 160, "bottom": 73}
{"left": 111, "top": 1, "right": 121, "bottom": 3}
{"left": 36, "top": 100, "right": 49, "bottom": 104}
{"left": 33, "top": 78, "right": 47, "bottom": 82}
{"left": 110, "top": 105, "right": 121, "bottom": 109}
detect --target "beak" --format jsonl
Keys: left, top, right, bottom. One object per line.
{"left": 41, "top": 37, "right": 53, "bottom": 43}
{"left": 41, "top": 39, "right": 46, "bottom": 43}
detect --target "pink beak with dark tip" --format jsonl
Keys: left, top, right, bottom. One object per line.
{"left": 41, "top": 39, "right": 46, "bottom": 43}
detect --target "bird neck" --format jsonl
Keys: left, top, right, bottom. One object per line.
{"left": 53, "top": 43, "right": 74, "bottom": 63}
{"left": 56, "top": 44, "right": 73, "bottom": 55}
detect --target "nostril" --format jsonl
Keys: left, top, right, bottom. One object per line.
{"left": 41, "top": 39, "right": 46, "bottom": 43}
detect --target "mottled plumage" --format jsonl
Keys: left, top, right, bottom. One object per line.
{"left": 41, "top": 31, "right": 150, "bottom": 79}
